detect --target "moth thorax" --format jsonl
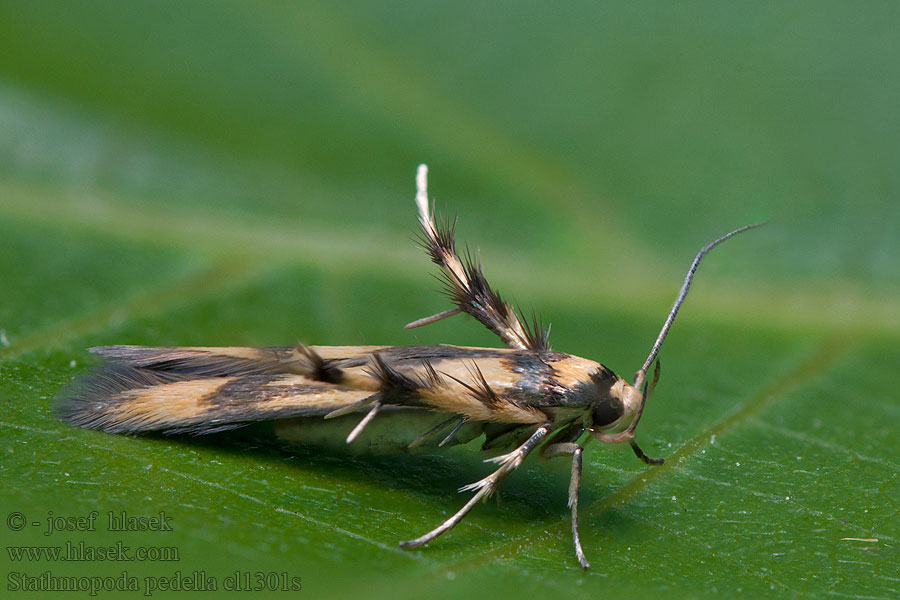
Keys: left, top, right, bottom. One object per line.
{"left": 590, "top": 378, "right": 642, "bottom": 441}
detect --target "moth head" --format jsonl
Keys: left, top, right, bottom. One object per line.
{"left": 589, "top": 362, "right": 659, "bottom": 444}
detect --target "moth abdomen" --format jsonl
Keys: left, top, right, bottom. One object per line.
{"left": 274, "top": 409, "right": 484, "bottom": 455}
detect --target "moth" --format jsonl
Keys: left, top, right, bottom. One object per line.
{"left": 58, "top": 165, "right": 761, "bottom": 568}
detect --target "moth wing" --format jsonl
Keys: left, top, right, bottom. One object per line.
{"left": 90, "top": 344, "right": 388, "bottom": 379}
{"left": 57, "top": 364, "right": 374, "bottom": 435}
{"left": 59, "top": 344, "right": 551, "bottom": 436}
{"left": 91, "top": 345, "right": 300, "bottom": 376}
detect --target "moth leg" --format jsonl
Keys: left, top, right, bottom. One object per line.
{"left": 399, "top": 423, "right": 552, "bottom": 549}
{"left": 345, "top": 400, "right": 382, "bottom": 443}
{"left": 407, "top": 415, "right": 460, "bottom": 449}
{"left": 629, "top": 439, "right": 664, "bottom": 466}
{"left": 409, "top": 165, "right": 550, "bottom": 351}
{"left": 438, "top": 418, "right": 467, "bottom": 447}
{"left": 404, "top": 307, "right": 462, "bottom": 329}
{"left": 543, "top": 441, "right": 589, "bottom": 569}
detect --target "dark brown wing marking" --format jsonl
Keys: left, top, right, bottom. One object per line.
{"left": 294, "top": 344, "right": 343, "bottom": 383}
{"left": 411, "top": 170, "right": 551, "bottom": 352}
{"left": 366, "top": 352, "right": 421, "bottom": 398}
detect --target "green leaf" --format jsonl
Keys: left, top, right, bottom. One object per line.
{"left": 1, "top": 2, "right": 897, "bottom": 599}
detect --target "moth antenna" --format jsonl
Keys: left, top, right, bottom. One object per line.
{"left": 599, "top": 223, "right": 765, "bottom": 445}
{"left": 633, "top": 222, "right": 766, "bottom": 391}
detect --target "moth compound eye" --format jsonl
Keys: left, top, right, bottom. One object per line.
{"left": 591, "top": 398, "right": 624, "bottom": 428}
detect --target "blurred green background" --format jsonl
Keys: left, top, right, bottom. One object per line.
{"left": 1, "top": 2, "right": 897, "bottom": 598}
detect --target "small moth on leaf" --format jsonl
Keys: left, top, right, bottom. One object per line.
{"left": 58, "top": 165, "right": 762, "bottom": 568}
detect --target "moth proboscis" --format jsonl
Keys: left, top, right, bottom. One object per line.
{"left": 57, "top": 165, "right": 764, "bottom": 569}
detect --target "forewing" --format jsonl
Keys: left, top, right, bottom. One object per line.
{"left": 57, "top": 365, "right": 373, "bottom": 435}
{"left": 58, "top": 344, "right": 571, "bottom": 436}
